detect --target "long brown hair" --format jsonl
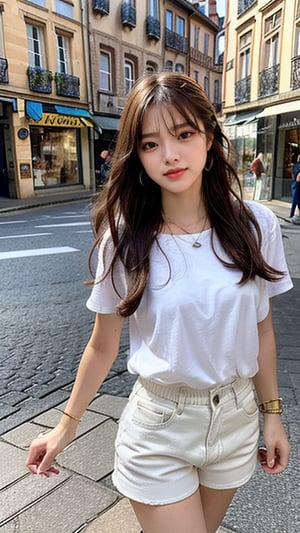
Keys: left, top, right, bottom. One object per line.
{"left": 89, "top": 72, "right": 282, "bottom": 317}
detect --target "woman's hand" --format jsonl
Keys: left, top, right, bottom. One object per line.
{"left": 25, "top": 420, "right": 78, "bottom": 476}
{"left": 259, "top": 414, "right": 291, "bottom": 474}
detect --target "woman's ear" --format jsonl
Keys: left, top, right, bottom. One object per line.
{"left": 207, "top": 135, "right": 214, "bottom": 151}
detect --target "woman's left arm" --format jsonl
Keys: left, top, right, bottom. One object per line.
{"left": 253, "top": 300, "right": 291, "bottom": 474}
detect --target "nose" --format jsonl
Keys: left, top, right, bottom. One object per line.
{"left": 163, "top": 139, "right": 180, "bottom": 164}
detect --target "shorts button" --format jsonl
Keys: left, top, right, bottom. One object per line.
{"left": 213, "top": 394, "right": 220, "bottom": 406}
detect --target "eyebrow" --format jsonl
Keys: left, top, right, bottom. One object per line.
{"left": 140, "top": 121, "right": 193, "bottom": 140}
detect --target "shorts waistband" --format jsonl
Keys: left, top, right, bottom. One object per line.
{"left": 138, "top": 377, "right": 253, "bottom": 406}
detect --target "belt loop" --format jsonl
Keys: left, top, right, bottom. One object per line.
{"left": 177, "top": 388, "right": 186, "bottom": 415}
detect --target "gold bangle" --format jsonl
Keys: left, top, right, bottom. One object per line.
{"left": 258, "top": 398, "right": 283, "bottom": 415}
{"left": 62, "top": 411, "right": 81, "bottom": 423}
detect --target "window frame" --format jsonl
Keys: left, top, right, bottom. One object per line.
{"left": 99, "top": 50, "right": 112, "bottom": 92}
{"left": 124, "top": 58, "right": 135, "bottom": 96}
{"left": 56, "top": 33, "right": 70, "bottom": 74}
{"left": 26, "top": 23, "right": 45, "bottom": 68}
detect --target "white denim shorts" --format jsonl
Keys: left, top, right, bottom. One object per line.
{"left": 112, "top": 377, "right": 259, "bottom": 505}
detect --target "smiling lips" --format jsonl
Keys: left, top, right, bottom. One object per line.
{"left": 164, "top": 168, "right": 186, "bottom": 179}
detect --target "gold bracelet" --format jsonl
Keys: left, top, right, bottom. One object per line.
{"left": 62, "top": 411, "right": 81, "bottom": 423}
{"left": 258, "top": 398, "right": 283, "bottom": 415}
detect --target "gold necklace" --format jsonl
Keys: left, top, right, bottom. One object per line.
{"left": 166, "top": 216, "right": 208, "bottom": 248}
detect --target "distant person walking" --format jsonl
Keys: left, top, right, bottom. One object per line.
{"left": 251, "top": 153, "right": 265, "bottom": 200}
{"left": 290, "top": 155, "right": 300, "bottom": 222}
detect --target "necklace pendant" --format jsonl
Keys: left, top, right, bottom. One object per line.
{"left": 192, "top": 241, "right": 202, "bottom": 248}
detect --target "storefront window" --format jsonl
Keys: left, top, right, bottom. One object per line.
{"left": 274, "top": 113, "right": 300, "bottom": 200}
{"left": 31, "top": 126, "right": 81, "bottom": 187}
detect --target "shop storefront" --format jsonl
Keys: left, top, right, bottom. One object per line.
{"left": 27, "top": 104, "right": 94, "bottom": 190}
{"left": 224, "top": 102, "right": 300, "bottom": 202}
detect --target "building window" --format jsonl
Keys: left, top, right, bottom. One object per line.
{"left": 176, "top": 16, "right": 185, "bottom": 37}
{"left": 148, "top": 0, "right": 158, "bottom": 19}
{"left": 56, "top": 34, "right": 70, "bottom": 74}
{"left": 165, "top": 60, "right": 173, "bottom": 71}
{"left": 31, "top": 127, "right": 81, "bottom": 188}
{"left": 54, "top": 0, "right": 74, "bottom": 18}
{"left": 99, "top": 51, "right": 112, "bottom": 92}
{"left": 204, "top": 33, "right": 209, "bottom": 55}
{"left": 192, "top": 24, "right": 200, "bottom": 48}
{"left": 194, "top": 70, "right": 199, "bottom": 83}
{"left": 124, "top": 59, "right": 135, "bottom": 95}
{"left": 166, "top": 10, "right": 173, "bottom": 30}
{"left": 26, "top": 24, "right": 45, "bottom": 68}
{"left": 239, "top": 31, "right": 251, "bottom": 79}
{"left": 295, "top": 24, "right": 300, "bottom": 56}
{"left": 145, "top": 60, "right": 157, "bottom": 73}
{"left": 263, "top": 10, "right": 281, "bottom": 69}
{"left": 214, "top": 79, "right": 220, "bottom": 104}
{"left": 175, "top": 63, "right": 184, "bottom": 73}
{"left": 204, "top": 73, "right": 209, "bottom": 96}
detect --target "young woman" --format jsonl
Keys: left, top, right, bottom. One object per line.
{"left": 26, "top": 73, "right": 292, "bottom": 533}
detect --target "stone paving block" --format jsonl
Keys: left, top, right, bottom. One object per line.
{"left": 90, "top": 394, "right": 128, "bottom": 420}
{"left": 84, "top": 497, "right": 140, "bottom": 533}
{"left": 34, "top": 406, "right": 108, "bottom": 437}
{"left": 57, "top": 419, "right": 118, "bottom": 481}
{"left": 14, "top": 474, "right": 118, "bottom": 533}
{"left": 2, "top": 421, "right": 47, "bottom": 449}
{"left": 0, "top": 441, "right": 28, "bottom": 489}
{"left": 0, "top": 468, "right": 70, "bottom": 525}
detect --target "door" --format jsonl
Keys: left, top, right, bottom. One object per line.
{"left": 0, "top": 125, "right": 9, "bottom": 197}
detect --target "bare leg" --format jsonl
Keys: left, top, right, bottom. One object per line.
{"left": 130, "top": 489, "right": 207, "bottom": 533}
{"left": 200, "top": 485, "right": 237, "bottom": 533}
{"left": 131, "top": 486, "right": 236, "bottom": 533}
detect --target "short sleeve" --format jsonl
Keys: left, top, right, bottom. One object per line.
{"left": 86, "top": 230, "right": 127, "bottom": 314}
{"left": 247, "top": 201, "right": 293, "bottom": 298}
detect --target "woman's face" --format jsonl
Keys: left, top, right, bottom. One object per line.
{"left": 137, "top": 104, "right": 212, "bottom": 199}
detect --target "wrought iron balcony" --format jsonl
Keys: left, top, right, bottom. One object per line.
{"left": 27, "top": 66, "right": 53, "bottom": 94}
{"left": 55, "top": 73, "right": 80, "bottom": 98}
{"left": 238, "top": 0, "right": 257, "bottom": 16}
{"left": 146, "top": 16, "right": 160, "bottom": 40}
{"left": 121, "top": 2, "right": 136, "bottom": 28}
{"left": 291, "top": 56, "right": 300, "bottom": 90}
{"left": 0, "top": 58, "right": 8, "bottom": 83}
{"left": 93, "top": 0, "right": 109, "bottom": 15}
{"left": 235, "top": 76, "right": 251, "bottom": 104}
{"left": 165, "top": 29, "right": 187, "bottom": 54}
{"left": 258, "top": 64, "right": 279, "bottom": 98}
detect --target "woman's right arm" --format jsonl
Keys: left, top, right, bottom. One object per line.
{"left": 25, "top": 312, "right": 124, "bottom": 476}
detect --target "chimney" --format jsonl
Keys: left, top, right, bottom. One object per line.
{"left": 208, "top": 0, "right": 219, "bottom": 25}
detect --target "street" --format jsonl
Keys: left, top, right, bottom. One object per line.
{"left": 0, "top": 201, "right": 130, "bottom": 435}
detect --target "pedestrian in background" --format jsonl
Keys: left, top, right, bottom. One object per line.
{"left": 290, "top": 154, "right": 300, "bottom": 223}
{"left": 26, "top": 72, "right": 292, "bottom": 533}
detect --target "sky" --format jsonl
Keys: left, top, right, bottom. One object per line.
{"left": 216, "top": 0, "right": 226, "bottom": 17}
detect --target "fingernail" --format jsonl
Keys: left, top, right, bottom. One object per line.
{"left": 268, "top": 458, "right": 275, "bottom": 468}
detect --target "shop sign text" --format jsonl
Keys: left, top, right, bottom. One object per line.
{"left": 29, "top": 113, "right": 85, "bottom": 128}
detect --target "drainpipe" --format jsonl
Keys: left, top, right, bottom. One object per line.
{"left": 80, "top": 0, "right": 96, "bottom": 193}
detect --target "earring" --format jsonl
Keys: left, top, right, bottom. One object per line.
{"left": 204, "top": 152, "right": 214, "bottom": 172}
{"left": 139, "top": 170, "right": 146, "bottom": 187}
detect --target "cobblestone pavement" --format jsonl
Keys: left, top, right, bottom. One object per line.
{"left": 0, "top": 195, "right": 299, "bottom": 532}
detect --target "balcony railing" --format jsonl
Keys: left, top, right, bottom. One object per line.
{"left": 93, "top": 0, "right": 109, "bottom": 14}
{"left": 165, "top": 29, "right": 187, "bottom": 54}
{"left": 27, "top": 66, "right": 53, "bottom": 94}
{"left": 235, "top": 76, "right": 251, "bottom": 104}
{"left": 291, "top": 56, "right": 300, "bottom": 90}
{"left": 190, "top": 48, "right": 222, "bottom": 72}
{"left": 146, "top": 16, "right": 160, "bottom": 40}
{"left": 121, "top": 2, "right": 136, "bottom": 28}
{"left": 238, "top": 0, "right": 257, "bottom": 16}
{"left": 0, "top": 58, "right": 8, "bottom": 83}
{"left": 55, "top": 73, "right": 80, "bottom": 98}
{"left": 258, "top": 64, "right": 279, "bottom": 98}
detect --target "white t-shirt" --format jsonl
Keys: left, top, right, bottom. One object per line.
{"left": 86, "top": 201, "right": 293, "bottom": 389}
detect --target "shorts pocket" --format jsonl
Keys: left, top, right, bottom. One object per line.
{"left": 240, "top": 390, "right": 258, "bottom": 417}
{"left": 131, "top": 396, "right": 177, "bottom": 430}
